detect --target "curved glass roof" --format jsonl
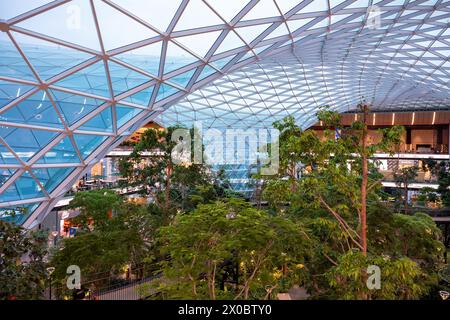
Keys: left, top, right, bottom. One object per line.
{"left": 0, "top": 0, "right": 449, "bottom": 227}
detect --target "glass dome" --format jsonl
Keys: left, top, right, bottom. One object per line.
{"left": 0, "top": 0, "right": 449, "bottom": 227}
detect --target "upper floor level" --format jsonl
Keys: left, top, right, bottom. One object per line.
{"left": 310, "top": 111, "right": 450, "bottom": 155}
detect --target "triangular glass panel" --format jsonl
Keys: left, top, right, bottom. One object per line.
{"left": 166, "top": 68, "right": 196, "bottom": 88}
{"left": 0, "top": 80, "right": 35, "bottom": 108}
{"left": 0, "top": 202, "right": 40, "bottom": 225}
{"left": 78, "top": 107, "right": 113, "bottom": 132}
{"left": 0, "top": 144, "right": 19, "bottom": 164}
{"left": 108, "top": 61, "right": 153, "bottom": 96}
{"left": 242, "top": 0, "right": 280, "bottom": 21}
{"left": 11, "top": 31, "right": 93, "bottom": 81}
{"left": 196, "top": 65, "right": 217, "bottom": 82}
{"left": 174, "top": 0, "right": 223, "bottom": 31}
{"left": 16, "top": 0, "right": 101, "bottom": 51}
{"left": 309, "top": 16, "right": 329, "bottom": 30}
{"left": 175, "top": 30, "right": 222, "bottom": 58}
{"left": 346, "top": 0, "right": 370, "bottom": 9}
{"left": 0, "top": 32, "right": 37, "bottom": 81}
{"left": 156, "top": 83, "right": 179, "bottom": 102}
{"left": 112, "top": 0, "right": 182, "bottom": 32}
{"left": 3, "top": 171, "right": 45, "bottom": 202}
{"left": 1, "top": 0, "right": 51, "bottom": 19}
{"left": 343, "top": 13, "right": 365, "bottom": 24}
{"left": 121, "top": 85, "right": 155, "bottom": 106}
{"left": 235, "top": 23, "right": 272, "bottom": 44}
{"left": 55, "top": 61, "right": 110, "bottom": 98}
{"left": 0, "top": 168, "right": 16, "bottom": 188}
{"left": 72, "top": 133, "right": 108, "bottom": 159}
{"left": 0, "top": 127, "right": 58, "bottom": 162}
{"left": 164, "top": 41, "right": 200, "bottom": 74}
{"left": 114, "top": 41, "right": 162, "bottom": 76}
{"left": 0, "top": 90, "right": 64, "bottom": 128}
{"left": 264, "top": 23, "right": 290, "bottom": 40}
{"left": 210, "top": 54, "right": 237, "bottom": 69}
{"left": 237, "top": 51, "right": 256, "bottom": 64}
{"left": 253, "top": 44, "right": 273, "bottom": 56}
{"left": 94, "top": 0, "right": 159, "bottom": 50}
{"left": 330, "top": 14, "right": 353, "bottom": 25}
{"left": 206, "top": 0, "right": 245, "bottom": 23}
{"left": 36, "top": 136, "right": 81, "bottom": 164}
{"left": 33, "top": 167, "right": 75, "bottom": 193}
{"left": 215, "top": 31, "right": 247, "bottom": 55}
{"left": 296, "top": 1, "right": 328, "bottom": 14}
{"left": 51, "top": 89, "right": 104, "bottom": 126}
{"left": 116, "top": 104, "right": 144, "bottom": 129}
{"left": 276, "top": 0, "right": 303, "bottom": 15}
{"left": 1, "top": 180, "right": 20, "bottom": 202}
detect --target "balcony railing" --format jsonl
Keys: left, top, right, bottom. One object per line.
{"left": 379, "top": 170, "right": 439, "bottom": 183}
{"left": 399, "top": 144, "right": 449, "bottom": 154}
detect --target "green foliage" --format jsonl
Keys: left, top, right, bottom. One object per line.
{"left": 391, "top": 213, "right": 444, "bottom": 264}
{"left": 119, "top": 126, "right": 178, "bottom": 200}
{"left": 266, "top": 110, "right": 404, "bottom": 216}
{"left": 262, "top": 179, "right": 292, "bottom": 210}
{"left": 119, "top": 126, "right": 218, "bottom": 217}
{"left": 68, "top": 189, "right": 122, "bottom": 229}
{"left": 368, "top": 205, "right": 443, "bottom": 261}
{"left": 435, "top": 161, "right": 450, "bottom": 207}
{"left": 0, "top": 220, "right": 48, "bottom": 300}
{"left": 51, "top": 201, "right": 161, "bottom": 289}
{"left": 326, "top": 251, "right": 432, "bottom": 300}
{"left": 42, "top": 110, "right": 445, "bottom": 301}
{"left": 393, "top": 166, "right": 419, "bottom": 208}
{"left": 416, "top": 187, "right": 438, "bottom": 203}
{"left": 258, "top": 111, "right": 443, "bottom": 299}
{"left": 144, "top": 199, "right": 312, "bottom": 300}
{"left": 393, "top": 166, "right": 419, "bottom": 186}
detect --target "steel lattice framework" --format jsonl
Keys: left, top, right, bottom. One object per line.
{"left": 0, "top": 0, "right": 449, "bottom": 227}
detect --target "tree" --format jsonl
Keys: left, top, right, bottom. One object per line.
{"left": 119, "top": 127, "right": 176, "bottom": 224}
{"left": 0, "top": 220, "right": 48, "bottom": 300}
{"left": 420, "top": 160, "right": 450, "bottom": 207}
{"left": 435, "top": 161, "right": 450, "bottom": 207}
{"left": 267, "top": 107, "right": 403, "bottom": 255}
{"left": 326, "top": 250, "right": 432, "bottom": 300}
{"left": 142, "top": 199, "right": 312, "bottom": 300}
{"left": 257, "top": 109, "right": 447, "bottom": 298}
{"left": 119, "top": 126, "right": 212, "bottom": 223}
{"left": 51, "top": 198, "right": 160, "bottom": 292}
{"left": 68, "top": 189, "right": 123, "bottom": 230}
{"left": 416, "top": 187, "right": 438, "bottom": 206}
{"left": 359, "top": 104, "right": 370, "bottom": 256}
{"left": 393, "top": 166, "right": 419, "bottom": 209}
{"left": 390, "top": 213, "right": 444, "bottom": 267}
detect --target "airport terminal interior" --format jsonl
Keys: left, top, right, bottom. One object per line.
{"left": 0, "top": 0, "right": 450, "bottom": 301}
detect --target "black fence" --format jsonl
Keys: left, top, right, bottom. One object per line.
{"left": 88, "top": 276, "right": 154, "bottom": 300}
{"left": 51, "top": 264, "right": 157, "bottom": 300}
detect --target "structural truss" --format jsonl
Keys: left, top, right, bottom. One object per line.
{"left": 0, "top": 0, "right": 449, "bottom": 227}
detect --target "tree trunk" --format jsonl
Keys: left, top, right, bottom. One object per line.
{"left": 164, "top": 162, "right": 172, "bottom": 224}
{"left": 207, "top": 261, "right": 216, "bottom": 300}
{"left": 360, "top": 106, "right": 368, "bottom": 256}
{"left": 404, "top": 184, "right": 409, "bottom": 210}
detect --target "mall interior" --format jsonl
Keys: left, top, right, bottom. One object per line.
{"left": 0, "top": 0, "right": 450, "bottom": 301}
